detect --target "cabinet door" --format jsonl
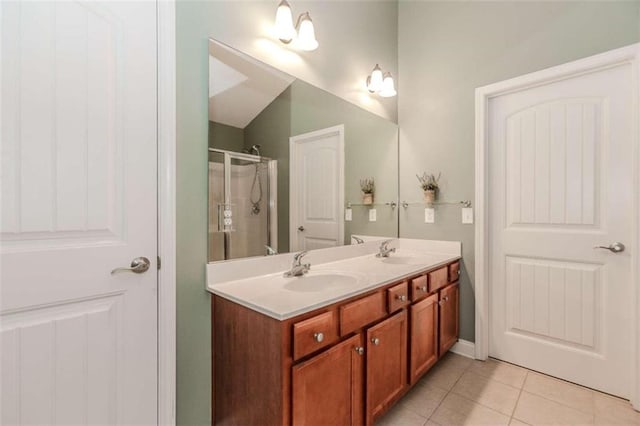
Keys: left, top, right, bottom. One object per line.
{"left": 410, "top": 293, "right": 439, "bottom": 384}
{"left": 292, "top": 334, "right": 364, "bottom": 426}
{"left": 439, "top": 283, "right": 459, "bottom": 355}
{"left": 366, "top": 310, "right": 407, "bottom": 424}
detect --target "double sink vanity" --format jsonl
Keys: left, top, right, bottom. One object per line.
{"left": 207, "top": 238, "right": 461, "bottom": 425}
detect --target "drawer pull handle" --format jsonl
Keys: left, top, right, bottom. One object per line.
{"left": 355, "top": 346, "right": 364, "bottom": 355}
{"left": 417, "top": 285, "right": 427, "bottom": 292}
{"left": 313, "top": 332, "right": 324, "bottom": 343}
{"left": 371, "top": 337, "right": 380, "bottom": 346}
{"left": 396, "top": 294, "right": 407, "bottom": 302}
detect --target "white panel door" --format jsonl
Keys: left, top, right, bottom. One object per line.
{"left": 1, "top": 1, "right": 158, "bottom": 424}
{"left": 290, "top": 125, "right": 344, "bottom": 252}
{"left": 488, "top": 58, "right": 634, "bottom": 397}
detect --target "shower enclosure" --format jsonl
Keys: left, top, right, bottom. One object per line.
{"left": 208, "top": 148, "right": 277, "bottom": 261}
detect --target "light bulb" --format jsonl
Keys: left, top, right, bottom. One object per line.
{"left": 367, "top": 64, "right": 383, "bottom": 93}
{"left": 275, "top": 0, "right": 295, "bottom": 43}
{"left": 379, "top": 72, "right": 397, "bottom": 97}
{"left": 296, "top": 12, "right": 318, "bottom": 51}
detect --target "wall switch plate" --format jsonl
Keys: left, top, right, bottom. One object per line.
{"left": 462, "top": 207, "right": 474, "bottom": 224}
{"left": 345, "top": 208, "right": 352, "bottom": 221}
{"left": 424, "top": 208, "right": 435, "bottom": 223}
{"left": 369, "top": 209, "right": 377, "bottom": 222}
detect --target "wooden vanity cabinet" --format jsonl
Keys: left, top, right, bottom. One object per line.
{"left": 292, "top": 334, "right": 364, "bottom": 426}
{"left": 409, "top": 293, "right": 439, "bottom": 384}
{"left": 366, "top": 311, "right": 408, "bottom": 424}
{"left": 212, "top": 259, "right": 460, "bottom": 426}
{"left": 439, "top": 282, "right": 459, "bottom": 355}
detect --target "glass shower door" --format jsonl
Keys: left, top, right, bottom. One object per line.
{"left": 226, "top": 157, "right": 269, "bottom": 259}
{"left": 208, "top": 151, "right": 226, "bottom": 262}
{"left": 208, "top": 150, "right": 273, "bottom": 261}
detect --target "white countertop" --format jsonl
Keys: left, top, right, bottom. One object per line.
{"left": 206, "top": 239, "right": 461, "bottom": 320}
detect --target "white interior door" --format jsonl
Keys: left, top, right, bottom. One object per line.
{"left": 290, "top": 125, "right": 344, "bottom": 252}
{"left": 1, "top": 1, "right": 158, "bottom": 424}
{"left": 487, "top": 54, "right": 634, "bottom": 398}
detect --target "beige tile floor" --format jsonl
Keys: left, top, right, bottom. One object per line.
{"left": 376, "top": 353, "right": 640, "bottom": 426}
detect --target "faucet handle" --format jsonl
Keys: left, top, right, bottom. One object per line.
{"left": 265, "top": 245, "right": 278, "bottom": 256}
{"left": 352, "top": 236, "right": 364, "bottom": 244}
{"left": 380, "top": 239, "right": 393, "bottom": 249}
{"left": 293, "top": 251, "right": 308, "bottom": 264}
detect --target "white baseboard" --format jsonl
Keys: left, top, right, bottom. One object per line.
{"left": 450, "top": 339, "right": 475, "bottom": 359}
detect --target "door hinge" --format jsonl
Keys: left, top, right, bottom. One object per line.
{"left": 157, "top": 256, "right": 161, "bottom": 270}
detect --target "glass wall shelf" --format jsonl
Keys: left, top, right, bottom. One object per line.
{"left": 400, "top": 200, "right": 471, "bottom": 208}
{"left": 346, "top": 201, "right": 397, "bottom": 208}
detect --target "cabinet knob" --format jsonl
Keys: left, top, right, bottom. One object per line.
{"left": 355, "top": 346, "right": 364, "bottom": 355}
{"left": 457, "top": 269, "right": 461, "bottom": 275}
{"left": 313, "top": 332, "right": 324, "bottom": 343}
{"left": 371, "top": 337, "right": 380, "bottom": 346}
{"left": 417, "top": 285, "right": 427, "bottom": 292}
{"left": 396, "top": 294, "right": 407, "bottom": 302}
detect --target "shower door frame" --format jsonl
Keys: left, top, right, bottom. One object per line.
{"left": 208, "top": 148, "right": 278, "bottom": 259}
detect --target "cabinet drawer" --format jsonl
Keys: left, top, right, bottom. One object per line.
{"left": 410, "top": 275, "right": 429, "bottom": 302}
{"left": 340, "top": 292, "right": 386, "bottom": 336}
{"left": 387, "top": 281, "right": 409, "bottom": 313}
{"left": 448, "top": 261, "right": 460, "bottom": 283}
{"left": 428, "top": 267, "right": 448, "bottom": 293}
{"left": 293, "top": 311, "right": 338, "bottom": 360}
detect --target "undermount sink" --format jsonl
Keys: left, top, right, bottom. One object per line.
{"left": 283, "top": 271, "right": 362, "bottom": 293}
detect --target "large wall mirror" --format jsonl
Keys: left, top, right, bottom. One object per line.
{"left": 208, "top": 39, "right": 399, "bottom": 262}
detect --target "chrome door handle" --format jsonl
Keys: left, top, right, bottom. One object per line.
{"left": 594, "top": 242, "right": 625, "bottom": 253}
{"left": 111, "top": 257, "right": 151, "bottom": 275}
{"left": 298, "top": 226, "right": 305, "bottom": 231}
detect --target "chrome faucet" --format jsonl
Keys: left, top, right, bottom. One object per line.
{"left": 376, "top": 240, "right": 396, "bottom": 258}
{"left": 352, "top": 236, "right": 364, "bottom": 244}
{"left": 284, "top": 251, "right": 311, "bottom": 277}
{"left": 265, "top": 245, "right": 278, "bottom": 256}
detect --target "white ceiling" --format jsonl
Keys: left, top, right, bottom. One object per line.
{"left": 208, "top": 40, "right": 295, "bottom": 129}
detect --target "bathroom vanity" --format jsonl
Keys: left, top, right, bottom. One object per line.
{"left": 207, "top": 239, "right": 460, "bottom": 426}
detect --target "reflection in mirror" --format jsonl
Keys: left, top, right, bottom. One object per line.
{"left": 208, "top": 39, "right": 398, "bottom": 262}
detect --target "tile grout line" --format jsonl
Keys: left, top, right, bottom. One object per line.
{"left": 424, "top": 357, "right": 474, "bottom": 425}
{"left": 509, "top": 370, "right": 528, "bottom": 425}
{"left": 447, "top": 372, "right": 523, "bottom": 420}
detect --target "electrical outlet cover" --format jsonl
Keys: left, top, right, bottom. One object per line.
{"left": 462, "top": 207, "right": 474, "bottom": 224}
{"left": 369, "top": 209, "right": 377, "bottom": 222}
{"left": 345, "top": 208, "right": 352, "bottom": 221}
{"left": 424, "top": 208, "right": 435, "bottom": 223}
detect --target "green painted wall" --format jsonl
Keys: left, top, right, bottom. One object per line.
{"left": 208, "top": 121, "right": 244, "bottom": 151}
{"left": 176, "top": 3, "right": 211, "bottom": 424}
{"left": 398, "top": 1, "right": 640, "bottom": 343}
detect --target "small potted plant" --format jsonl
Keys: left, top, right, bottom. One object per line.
{"left": 360, "top": 178, "right": 375, "bottom": 205}
{"left": 416, "top": 172, "right": 441, "bottom": 204}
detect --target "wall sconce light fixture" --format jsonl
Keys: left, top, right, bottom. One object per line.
{"left": 274, "top": 0, "right": 318, "bottom": 51}
{"left": 366, "top": 64, "right": 396, "bottom": 98}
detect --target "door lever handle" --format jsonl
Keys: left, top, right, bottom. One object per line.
{"left": 593, "top": 242, "right": 625, "bottom": 253}
{"left": 111, "top": 257, "right": 151, "bottom": 275}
